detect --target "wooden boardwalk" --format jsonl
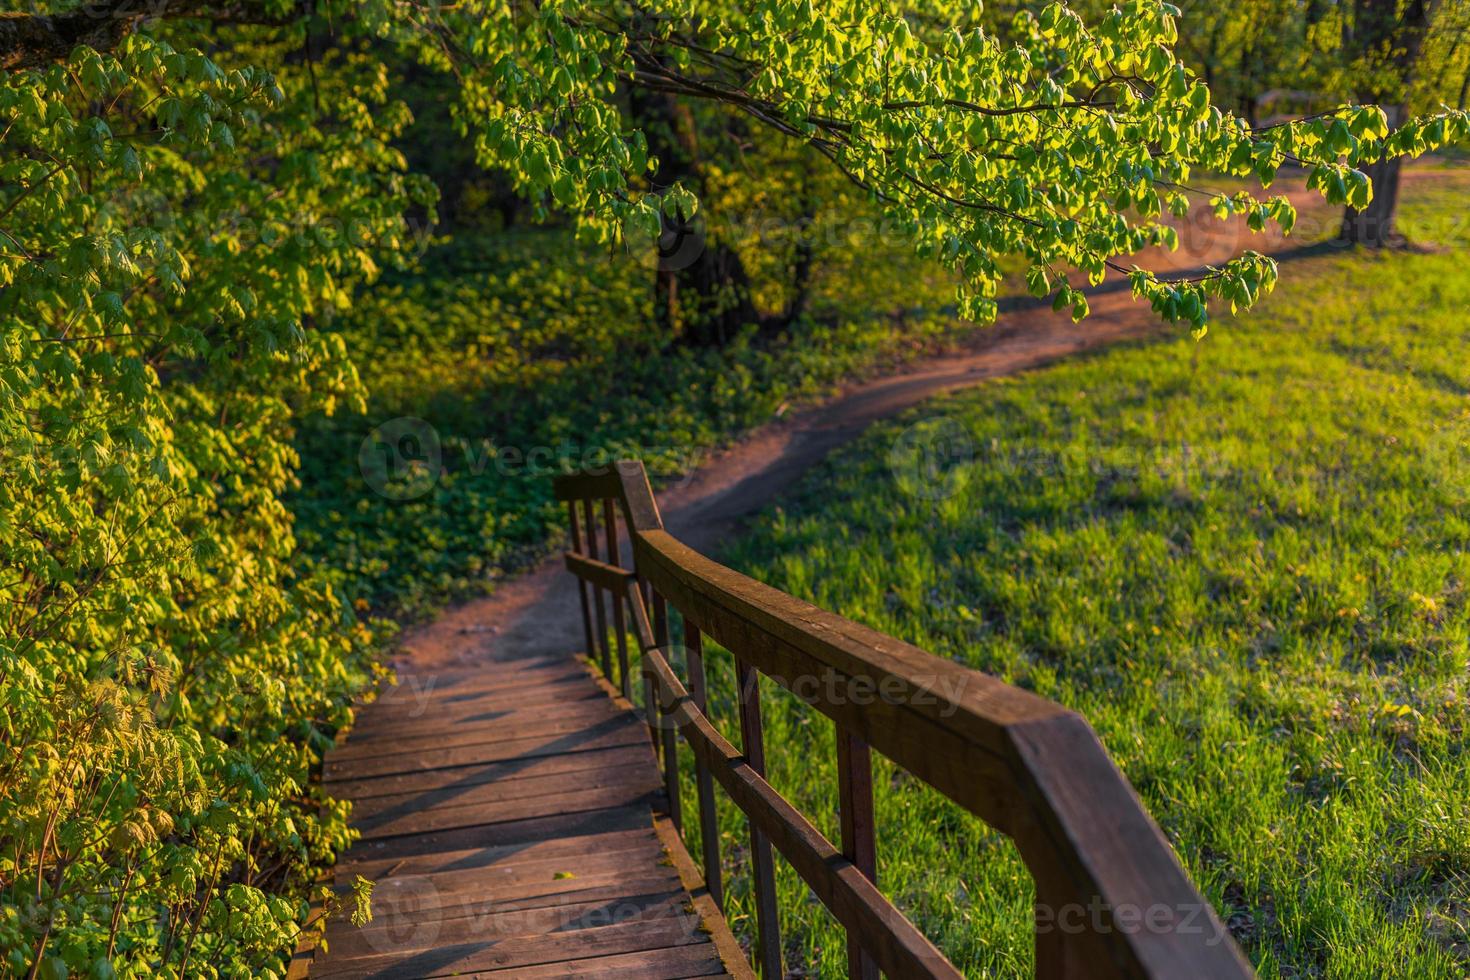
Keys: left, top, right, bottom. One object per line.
{"left": 300, "top": 652, "right": 740, "bottom": 979}
{"left": 292, "top": 459, "right": 1251, "bottom": 979}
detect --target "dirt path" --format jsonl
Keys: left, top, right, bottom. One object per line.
{"left": 393, "top": 179, "right": 1360, "bottom": 672}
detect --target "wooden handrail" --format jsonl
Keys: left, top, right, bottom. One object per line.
{"left": 553, "top": 460, "right": 1254, "bottom": 979}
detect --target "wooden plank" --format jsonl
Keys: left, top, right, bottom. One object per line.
{"left": 331, "top": 804, "right": 657, "bottom": 868}
{"left": 462, "top": 944, "right": 728, "bottom": 978}
{"left": 358, "top": 674, "right": 601, "bottom": 722}
{"left": 381, "top": 664, "right": 596, "bottom": 698}
{"left": 381, "top": 657, "right": 590, "bottom": 692}
{"left": 355, "top": 784, "right": 664, "bottom": 840}
{"left": 334, "top": 711, "right": 645, "bottom": 759}
{"left": 335, "top": 824, "right": 659, "bottom": 881}
{"left": 327, "top": 742, "right": 654, "bottom": 802}
{"left": 564, "top": 550, "right": 638, "bottom": 595}
{"left": 349, "top": 692, "right": 607, "bottom": 735}
{"left": 333, "top": 691, "right": 616, "bottom": 742}
{"left": 310, "top": 914, "right": 710, "bottom": 979}
{"left": 348, "top": 756, "right": 659, "bottom": 818}
{"left": 331, "top": 700, "right": 629, "bottom": 759}
{"left": 324, "top": 718, "right": 649, "bottom": 782}
{"left": 322, "top": 885, "right": 692, "bottom": 960}
{"left": 350, "top": 766, "right": 662, "bottom": 839}
{"left": 336, "top": 860, "right": 682, "bottom": 914}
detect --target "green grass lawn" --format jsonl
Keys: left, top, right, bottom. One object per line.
{"left": 678, "top": 176, "right": 1470, "bottom": 977}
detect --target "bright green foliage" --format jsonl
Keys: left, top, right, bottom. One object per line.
{"left": 422, "top": 0, "right": 1467, "bottom": 331}
{"left": 1058, "top": 0, "right": 1461, "bottom": 119}
{"left": 0, "top": 20, "right": 431, "bottom": 978}
{"left": 1418, "top": 2, "right": 1470, "bottom": 110}
{"left": 3, "top": 0, "right": 1466, "bottom": 974}
{"left": 705, "top": 174, "right": 1470, "bottom": 977}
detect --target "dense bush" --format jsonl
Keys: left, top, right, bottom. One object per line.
{"left": 0, "top": 26, "right": 428, "bottom": 977}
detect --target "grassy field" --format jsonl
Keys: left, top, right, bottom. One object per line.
{"left": 675, "top": 172, "right": 1470, "bottom": 977}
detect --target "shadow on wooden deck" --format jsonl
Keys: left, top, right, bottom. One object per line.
{"left": 296, "top": 652, "right": 747, "bottom": 979}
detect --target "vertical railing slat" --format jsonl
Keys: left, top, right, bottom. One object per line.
{"left": 582, "top": 498, "right": 611, "bottom": 679}
{"left": 686, "top": 626, "right": 724, "bottom": 911}
{"left": 652, "top": 591, "right": 669, "bottom": 647}
{"left": 623, "top": 578, "right": 661, "bottom": 751}
{"left": 603, "top": 498, "right": 632, "bottom": 700}
{"left": 647, "top": 589, "right": 681, "bottom": 830}
{"left": 838, "top": 728, "right": 879, "bottom": 980}
{"left": 736, "top": 660, "right": 783, "bottom": 979}
{"left": 566, "top": 500, "right": 595, "bottom": 663}
{"left": 660, "top": 683, "right": 683, "bottom": 834}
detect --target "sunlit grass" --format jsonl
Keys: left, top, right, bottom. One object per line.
{"left": 676, "top": 172, "right": 1470, "bottom": 977}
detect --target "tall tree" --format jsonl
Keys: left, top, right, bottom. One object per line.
{"left": 1339, "top": 0, "right": 1443, "bottom": 245}
{"left": 627, "top": 82, "right": 761, "bottom": 345}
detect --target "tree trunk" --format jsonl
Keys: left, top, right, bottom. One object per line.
{"left": 1339, "top": 149, "right": 1406, "bottom": 246}
{"left": 627, "top": 86, "right": 758, "bottom": 346}
{"left": 1337, "top": 0, "right": 1439, "bottom": 246}
{"left": 780, "top": 166, "right": 818, "bottom": 328}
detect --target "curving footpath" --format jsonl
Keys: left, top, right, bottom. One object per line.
{"left": 295, "top": 174, "right": 1429, "bottom": 977}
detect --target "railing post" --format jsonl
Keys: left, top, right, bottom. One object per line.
{"left": 647, "top": 590, "right": 682, "bottom": 832}
{"left": 736, "top": 660, "right": 783, "bottom": 979}
{"left": 603, "top": 499, "right": 632, "bottom": 700}
{"left": 581, "top": 498, "right": 611, "bottom": 678}
{"left": 619, "top": 577, "right": 662, "bottom": 751}
{"left": 1032, "top": 853, "right": 1100, "bottom": 980}
{"left": 1034, "top": 881, "right": 1083, "bottom": 980}
{"left": 686, "top": 626, "right": 723, "bottom": 911}
{"left": 652, "top": 591, "right": 669, "bottom": 647}
{"left": 566, "top": 501, "right": 595, "bottom": 662}
{"left": 659, "top": 667, "right": 683, "bottom": 834}
{"left": 837, "top": 727, "right": 878, "bottom": 980}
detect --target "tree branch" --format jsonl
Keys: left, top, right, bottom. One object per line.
{"left": 1, "top": 3, "right": 147, "bottom": 71}
{"left": 1, "top": 0, "right": 298, "bottom": 71}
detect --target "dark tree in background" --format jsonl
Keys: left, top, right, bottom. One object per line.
{"left": 1340, "top": 0, "right": 1443, "bottom": 246}
{"left": 628, "top": 82, "right": 759, "bottom": 347}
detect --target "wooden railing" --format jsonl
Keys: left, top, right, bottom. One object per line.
{"left": 554, "top": 460, "right": 1254, "bottom": 979}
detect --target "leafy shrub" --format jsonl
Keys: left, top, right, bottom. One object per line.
{"left": 0, "top": 27, "right": 427, "bottom": 977}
